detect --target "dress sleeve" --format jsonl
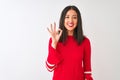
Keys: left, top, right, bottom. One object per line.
{"left": 83, "top": 37, "right": 93, "bottom": 80}
{"left": 46, "top": 38, "right": 63, "bottom": 72}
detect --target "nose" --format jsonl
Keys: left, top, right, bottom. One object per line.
{"left": 69, "top": 17, "right": 73, "bottom": 23}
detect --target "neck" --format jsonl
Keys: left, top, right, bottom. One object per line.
{"left": 68, "top": 30, "right": 74, "bottom": 36}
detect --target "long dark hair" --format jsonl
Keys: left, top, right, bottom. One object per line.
{"left": 59, "top": 5, "right": 84, "bottom": 45}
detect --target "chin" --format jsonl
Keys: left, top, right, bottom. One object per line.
{"left": 67, "top": 27, "right": 76, "bottom": 31}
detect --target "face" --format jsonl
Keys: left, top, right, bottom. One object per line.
{"left": 64, "top": 9, "right": 78, "bottom": 35}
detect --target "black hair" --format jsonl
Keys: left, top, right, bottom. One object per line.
{"left": 59, "top": 5, "right": 84, "bottom": 45}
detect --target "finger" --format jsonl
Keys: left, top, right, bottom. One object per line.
{"left": 57, "top": 28, "right": 61, "bottom": 34}
{"left": 57, "top": 28, "right": 62, "bottom": 33}
{"left": 47, "top": 27, "right": 51, "bottom": 34}
{"left": 58, "top": 29, "right": 63, "bottom": 37}
{"left": 50, "top": 24, "right": 53, "bottom": 32}
{"left": 54, "top": 22, "right": 56, "bottom": 32}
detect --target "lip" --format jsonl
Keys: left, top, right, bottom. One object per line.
{"left": 68, "top": 23, "right": 74, "bottom": 27}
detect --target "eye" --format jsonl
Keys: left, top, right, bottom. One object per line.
{"left": 73, "top": 16, "right": 77, "bottom": 19}
{"left": 65, "top": 16, "right": 69, "bottom": 18}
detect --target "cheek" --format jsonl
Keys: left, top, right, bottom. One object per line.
{"left": 74, "top": 20, "right": 78, "bottom": 24}
{"left": 74, "top": 21, "right": 78, "bottom": 26}
{"left": 64, "top": 19, "right": 67, "bottom": 23}
{"left": 64, "top": 20, "right": 67, "bottom": 26}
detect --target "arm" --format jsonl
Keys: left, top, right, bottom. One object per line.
{"left": 83, "top": 38, "right": 93, "bottom": 80}
{"left": 46, "top": 38, "right": 63, "bottom": 72}
{"left": 46, "top": 23, "right": 63, "bottom": 72}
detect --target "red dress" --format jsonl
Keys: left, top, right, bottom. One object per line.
{"left": 46, "top": 36, "right": 93, "bottom": 80}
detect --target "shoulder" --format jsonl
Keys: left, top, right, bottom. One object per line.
{"left": 82, "top": 36, "right": 91, "bottom": 45}
{"left": 84, "top": 36, "right": 90, "bottom": 42}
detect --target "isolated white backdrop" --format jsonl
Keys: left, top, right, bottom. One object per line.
{"left": 0, "top": 0, "right": 120, "bottom": 80}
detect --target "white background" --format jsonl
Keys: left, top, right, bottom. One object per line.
{"left": 0, "top": 0, "right": 120, "bottom": 80}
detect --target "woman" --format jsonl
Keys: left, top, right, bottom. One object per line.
{"left": 46, "top": 5, "right": 93, "bottom": 80}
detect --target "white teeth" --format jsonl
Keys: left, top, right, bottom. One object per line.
{"left": 68, "top": 23, "right": 74, "bottom": 27}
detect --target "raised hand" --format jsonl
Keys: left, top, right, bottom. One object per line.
{"left": 47, "top": 22, "right": 62, "bottom": 49}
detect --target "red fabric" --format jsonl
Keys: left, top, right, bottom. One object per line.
{"left": 45, "top": 61, "right": 56, "bottom": 72}
{"left": 84, "top": 74, "right": 93, "bottom": 80}
{"left": 46, "top": 36, "right": 93, "bottom": 80}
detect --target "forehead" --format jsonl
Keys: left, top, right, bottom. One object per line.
{"left": 66, "top": 9, "right": 77, "bottom": 16}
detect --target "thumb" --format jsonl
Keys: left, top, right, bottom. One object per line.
{"left": 58, "top": 28, "right": 62, "bottom": 37}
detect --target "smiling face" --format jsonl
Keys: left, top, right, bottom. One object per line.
{"left": 64, "top": 9, "right": 78, "bottom": 36}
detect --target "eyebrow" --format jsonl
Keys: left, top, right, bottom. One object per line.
{"left": 65, "top": 15, "right": 77, "bottom": 16}
{"left": 73, "top": 15, "right": 77, "bottom": 16}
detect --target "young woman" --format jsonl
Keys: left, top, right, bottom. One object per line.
{"left": 46, "top": 5, "right": 93, "bottom": 80}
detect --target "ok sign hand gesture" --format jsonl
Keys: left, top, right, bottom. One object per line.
{"left": 47, "top": 22, "right": 62, "bottom": 49}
